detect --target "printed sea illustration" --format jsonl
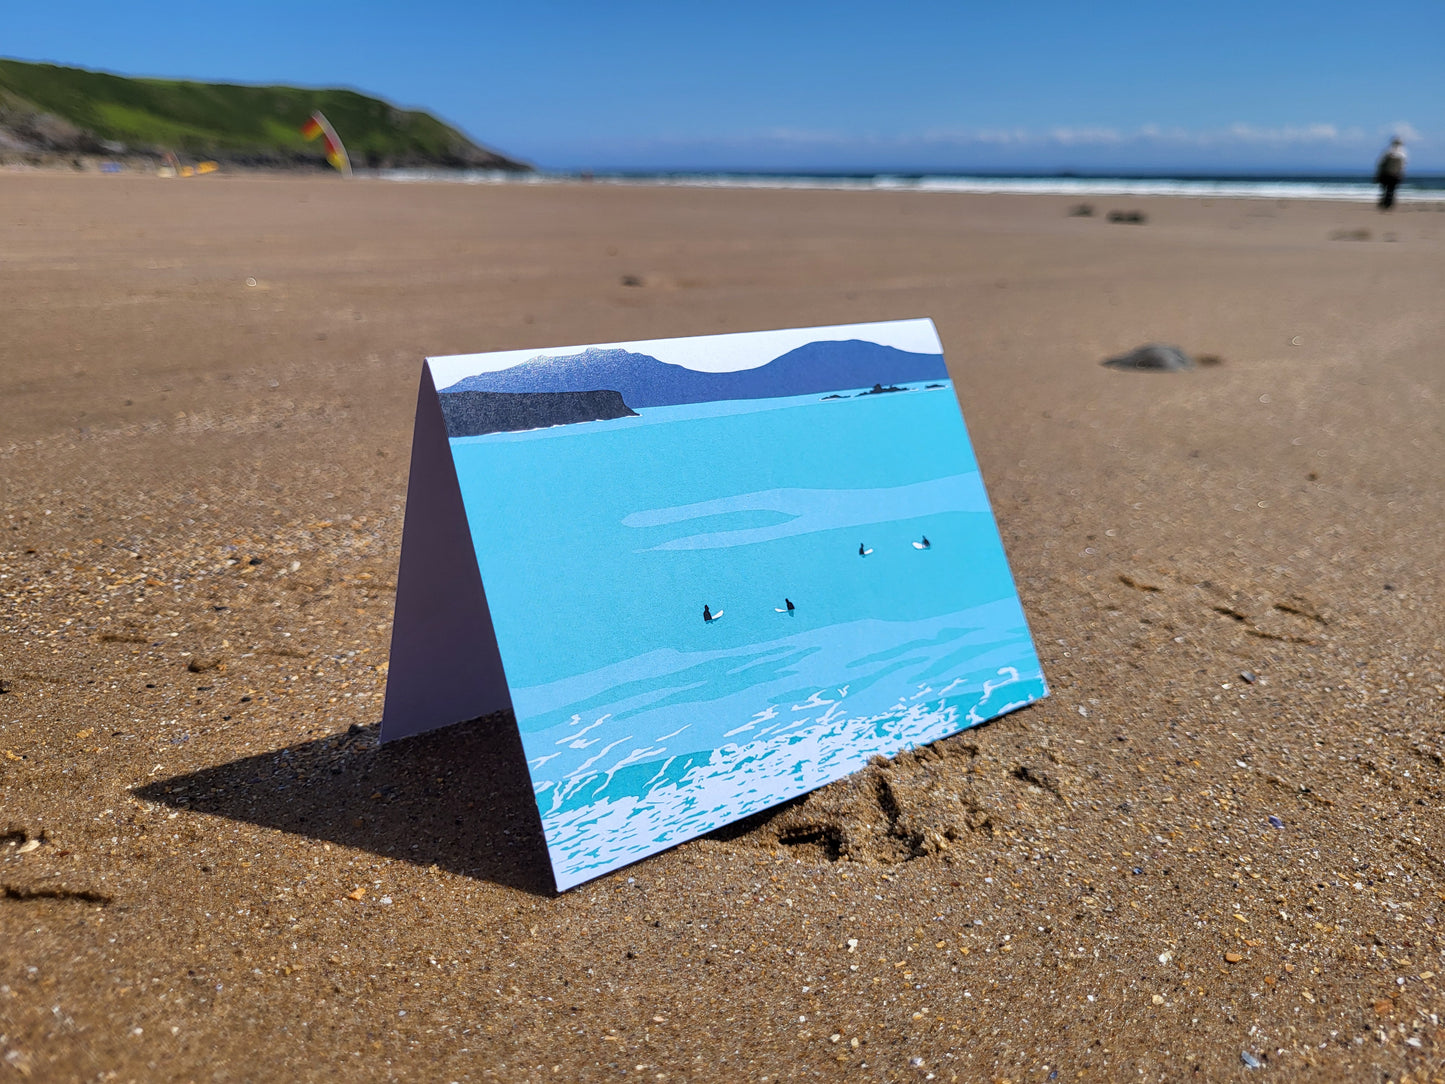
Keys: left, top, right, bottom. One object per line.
{"left": 425, "top": 320, "right": 1047, "bottom": 890}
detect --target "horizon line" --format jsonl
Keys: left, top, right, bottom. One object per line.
{"left": 537, "top": 167, "right": 1445, "bottom": 180}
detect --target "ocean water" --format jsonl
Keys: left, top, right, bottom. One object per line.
{"left": 450, "top": 384, "right": 1045, "bottom": 888}
{"left": 374, "top": 168, "right": 1445, "bottom": 203}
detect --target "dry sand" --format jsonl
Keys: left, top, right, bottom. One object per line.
{"left": 2, "top": 173, "right": 1444, "bottom": 1082}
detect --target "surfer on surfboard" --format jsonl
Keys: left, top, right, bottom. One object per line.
{"left": 775, "top": 598, "right": 795, "bottom": 613}
{"left": 703, "top": 604, "right": 723, "bottom": 623}
{"left": 913, "top": 535, "right": 931, "bottom": 550}
{"left": 859, "top": 542, "right": 873, "bottom": 556}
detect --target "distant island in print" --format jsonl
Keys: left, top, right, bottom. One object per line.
{"left": 426, "top": 319, "right": 1047, "bottom": 889}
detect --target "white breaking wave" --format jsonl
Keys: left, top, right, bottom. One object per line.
{"left": 570, "top": 735, "right": 632, "bottom": 777}
{"left": 792, "top": 690, "right": 836, "bottom": 711}
{"left": 558, "top": 715, "right": 608, "bottom": 745}
{"left": 537, "top": 666, "right": 1044, "bottom": 889}
{"left": 365, "top": 168, "right": 1440, "bottom": 204}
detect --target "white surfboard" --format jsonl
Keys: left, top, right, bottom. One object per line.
{"left": 912, "top": 541, "right": 929, "bottom": 550}
{"left": 860, "top": 547, "right": 873, "bottom": 556}
{"left": 706, "top": 610, "right": 723, "bottom": 621}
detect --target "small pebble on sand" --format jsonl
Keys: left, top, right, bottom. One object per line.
{"left": 1102, "top": 343, "right": 1194, "bottom": 372}
{"left": 2, "top": 1049, "right": 33, "bottom": 1076}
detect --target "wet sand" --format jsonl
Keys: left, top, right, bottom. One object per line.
{"left": 2, "top": 173, "right": 1445, "bottom": 1081}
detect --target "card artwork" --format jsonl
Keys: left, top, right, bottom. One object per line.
{"left": 382, "top": 319, "right": 1047, "bottom": 890}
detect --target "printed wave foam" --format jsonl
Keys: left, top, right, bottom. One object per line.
{"left": 534, "top": 665, "right": 1044, "bottom": 889}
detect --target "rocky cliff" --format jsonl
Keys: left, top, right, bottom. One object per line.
{"left": 0, "top": 58, "right": 531, "bottom": 171}
{"left": 438, "top": 390, "right": 638, "bottom": 438}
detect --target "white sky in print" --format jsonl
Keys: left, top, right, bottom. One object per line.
{"left": 426, "top": 318, "right": 943, "bottom": 386}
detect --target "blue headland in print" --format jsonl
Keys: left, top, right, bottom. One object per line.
{"left": 426, "top": 319, "right": 1046, "bottom": 890}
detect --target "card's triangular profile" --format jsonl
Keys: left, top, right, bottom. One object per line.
{"left": 380, "top": 363, "right": 513, "bottom": 742}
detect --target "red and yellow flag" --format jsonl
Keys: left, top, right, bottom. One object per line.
{"left": 299, "top": 111, "right": 352, "bottom": 176}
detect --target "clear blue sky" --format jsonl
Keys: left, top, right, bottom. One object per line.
{"left": 6, "top": 1, "right": 1442, "bottom": 172}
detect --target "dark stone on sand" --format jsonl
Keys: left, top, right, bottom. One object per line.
{"left": 1102, "top": 344, "right": 1194, "bottom": 372}
{"left": 820, "top": 393, "right": 849, "bottom": 400}
{"left": 1069, "top": 203, "right": 1095, "bottom": 217}
{"left": 859, "top": 383, "right": 906, "bottom": 396}
{"left": 1107, "top": 210, "right": 1148, "bottom": 224}
{"left": 439, "top": 389, "right": 638, "bottom": 437}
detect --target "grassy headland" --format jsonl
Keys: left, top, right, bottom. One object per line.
{"left": 0, "top": 57, "right": 529, "bottom": 171}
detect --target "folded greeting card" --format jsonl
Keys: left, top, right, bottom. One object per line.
{"left": 382, "top": 319, "right": 1046, "bottom": 890}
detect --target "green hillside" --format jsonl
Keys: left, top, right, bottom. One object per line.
{"left": 0, "top": 58, "right": 529, "bottom": 170}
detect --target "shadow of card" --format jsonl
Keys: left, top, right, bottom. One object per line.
{"left": 134, "top": 713, "right": 556, "bottom": 897}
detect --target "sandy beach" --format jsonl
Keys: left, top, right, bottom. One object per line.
{"left": 3, "top": 173, "right": 1445, "bottom": 1081}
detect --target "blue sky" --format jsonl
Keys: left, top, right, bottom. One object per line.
{"left": 5, "top": 1, "right": 1441, "bottom": 172}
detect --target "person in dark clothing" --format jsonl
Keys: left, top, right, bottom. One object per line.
{"left": 1375, "top": 138, "right": 1407, "bottom": 210}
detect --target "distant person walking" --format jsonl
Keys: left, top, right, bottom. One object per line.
{"left": 1375, "top": 137, "right": 1407, "bottom": 210}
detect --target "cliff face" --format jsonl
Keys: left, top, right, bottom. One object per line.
{"left": 439, "top": 390, "right": 638, "bottom": 438}
{"left": 0, "top": 58, "right": 531, "bottom": 171}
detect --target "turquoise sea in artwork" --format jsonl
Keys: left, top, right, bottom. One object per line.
{"left": 449, "top": 380, "right": 1046, "bottom": 890}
